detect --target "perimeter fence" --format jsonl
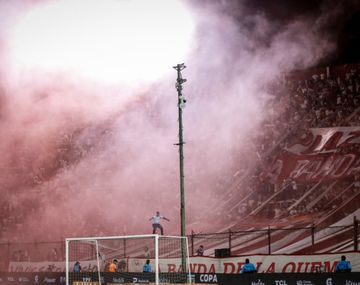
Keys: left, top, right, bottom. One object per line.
{"left": 0, "top": 219, "right": 358, "bottom": 271}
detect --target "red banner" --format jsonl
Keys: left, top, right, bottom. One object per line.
{"left": 270, "top": 127, "right": 360, "bottom": 182}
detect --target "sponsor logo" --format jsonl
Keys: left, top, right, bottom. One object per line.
{"left": 275, "top": 281, "right": 288, "bottom": 285}
{"left": 159, "top": 277, "right": 169, "bottom": 283}
{"left": 34, "top": 275, "right": 39, "bottom": 284}
{"left": 59, "top": 276, "right": 66, "bottom": 283}
{"left": 200, "top": 274, "right": 218, "bottom": 283}
{"left": 19, "top": 277, "right": 30, "bottom": 282}
{"left": 326, "top": 278, "right": 332, "bottom": 285}
{"left": 43, "top": 277, "right": 56, "bottom": 283}
{"left": 132, "top": 277, "right": 149, "bottom": 283}
{"left": 346, "top": 281, "right": 360, "bottom": 285}
{"left": 112, "top": 277, "right": 125, "bottom": 283}
{"left": 251, "top": 279, "right": 265, "bottom": 285}
{"left": 296, "top": 281, "right": 314, "bottom": 285}
{"left": 82, "top": 277, "right": 92, "bottom": 282}
{"left": 7, "top": 277, "right": 15, "bottom": 282}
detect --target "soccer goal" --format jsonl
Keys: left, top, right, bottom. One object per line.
{"left": 65, "top": 234, "right": 192, "bottom": 285}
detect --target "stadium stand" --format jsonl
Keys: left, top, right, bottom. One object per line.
{"left": 190, "top": 63, "right": 360, "bottom": 256}
{"left": 1, "top": 63, "right": 360, "bottom": 265}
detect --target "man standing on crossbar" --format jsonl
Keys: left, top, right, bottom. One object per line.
{"left": 149, "top": 211, "right": 170, "bottom": 235}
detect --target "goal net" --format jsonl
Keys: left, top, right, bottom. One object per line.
{"left": 65, "top": 234, "right": 191, "bottom": 285}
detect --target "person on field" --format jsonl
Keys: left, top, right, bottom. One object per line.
{"left": 335, "top": 255, "right": 352, "bottom": 273}
{"left": 240, "top": 258, "right": 257, "bottom": 274}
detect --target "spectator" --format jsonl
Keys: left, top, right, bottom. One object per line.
{"left": 196, "top": 245, "right": 204, "bottom": 256}
{"left": 149, "top": 211, "right": 170, "bottom": 235}
{"left": 108, "top": 259, "right": 118, "bottom": 272}
{"left": 73, "top": 261, "right": 81, "bottom": 273}
{"left": 143, "top": 259, "right": 152, "bottom": 273}
{"left": 240, "top": 258, "right": 257, "bottom": 274}
{"left": 335, "top": 255, "right": 352, "bottom": 273}
{"left": 117, "top": 259, "right": 127, "bottom": 272}
{"left": 104, "top": 261, "right": 110, "bottom": 272}
{"left": 144, "top": 246, "right": 151, "bottom": 259}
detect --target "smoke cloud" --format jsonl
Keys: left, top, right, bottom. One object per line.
{"left": 0, "top": 0, "right": 349, "bottom": 241}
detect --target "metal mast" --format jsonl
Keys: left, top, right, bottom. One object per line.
{"left": 173, "top": 63, "right": 187, "bottom": 272}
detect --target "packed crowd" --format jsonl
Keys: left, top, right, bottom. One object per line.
{"left": 258, "top": 63, "right": 360, "bottom": 161}
{"left": 234, "top": 63, "right": 360, "bottom": 220}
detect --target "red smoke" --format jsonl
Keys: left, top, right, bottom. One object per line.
{"left": 0, "top": 0, "right": 340, "bottom": 241}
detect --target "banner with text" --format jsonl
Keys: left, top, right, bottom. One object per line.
{"left": 8, "top": 252, "right": 360, "bottom": 273}
{"left": 268, "top": 127, "right": 360, "bottom": 182}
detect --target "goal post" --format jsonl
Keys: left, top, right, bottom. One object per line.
{"left": 65, "top": 234, "right": 192, "bottom": 285}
